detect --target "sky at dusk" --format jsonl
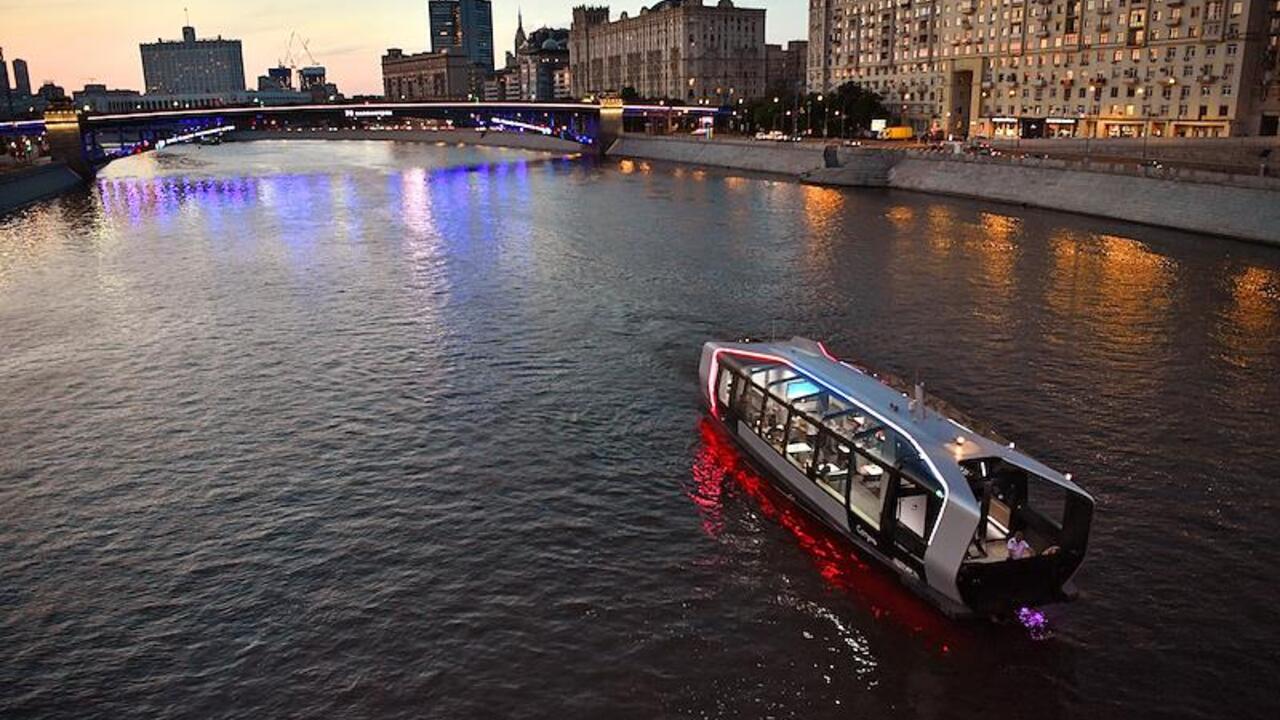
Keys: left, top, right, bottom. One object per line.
{"left": 0, "top": 0, "right": 808, "bottom": 96}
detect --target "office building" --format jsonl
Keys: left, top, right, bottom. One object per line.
{"left": 13, "top": 58, "right": 31, "bottom": 96}
{"left": 808, "top": 0, "right": 1280, "bottom": 138}
{"left": 0, "top": 49, "right": 9, "bottom": 96}
{"left": 429, "top": 0, "right": 496, "bottom": 72}
{"left": 382, "top": 48, "right": 477, "bottom": 100}
{"left": 569, "top": 0, "right": 768, "bottom": 103}
{"left": 140, "top": 25, "right": 245, "bottom": 96}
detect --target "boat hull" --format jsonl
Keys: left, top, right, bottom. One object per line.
{"left": 710, "top": 412, "right": 974, "bottom": 619}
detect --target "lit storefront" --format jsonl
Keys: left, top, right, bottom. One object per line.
{"left": 992, "top": 117, "right": 1018, "bottom": 139}
{"left": 1045, "top": 118, "right": 1076, "bottom": 138}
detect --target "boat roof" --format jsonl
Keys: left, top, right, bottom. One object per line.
{"left": 712, "top": 337, "right": 1093, "bottom": 512}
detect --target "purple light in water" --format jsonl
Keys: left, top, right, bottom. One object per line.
{"left": 1017, "top": 606, "right": 1052, "bottom": 641}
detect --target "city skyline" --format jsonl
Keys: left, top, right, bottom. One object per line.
{"left": 0, "top": 0, "right": 805, "bottom": 96}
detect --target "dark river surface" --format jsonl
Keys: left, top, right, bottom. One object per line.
{"left": 1, "top": 140, "right": 1278, "bottom": 719}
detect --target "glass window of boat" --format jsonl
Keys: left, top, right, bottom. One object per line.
{"left": 784, "top": 410, "right": 820, "bottom": 473}
{"left": 760, "top": 392, "right": 791, "bottom": 454}
{"left": 813, "top": 429, "right": 849, "bottom": 505}
{"left": 893, "top": 470, "right": 942, "bottom": 560}
{"left": 716, "top": 366, "right": 736, "bottom": 406}
{"left": 850, "top": 420, "right": 931, "bottom": 484}
{"left": 848, "top": 447, "right": 888, "bottom": 528}
{"left": 736, "top": 376, "right": 767, "bottom": 429}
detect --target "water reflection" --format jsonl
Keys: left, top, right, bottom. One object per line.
{"left": 1045, "top": 231, "right": 1176, "bottom": 351}
{"left": 687, "top": 419, "right": 956, "bottom": 652}
{"left": 1217, "top": 265, "right": 1280, "bottom": 368}
{"left": 885, "top": 205, "right": 916, "bottom": 230}
{"left": 968, "top": 213, "right": 1021, "bottom": 326}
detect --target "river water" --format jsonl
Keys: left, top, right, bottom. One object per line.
{"left": 1, "top": 140, "right": 1277, "bottom": 719}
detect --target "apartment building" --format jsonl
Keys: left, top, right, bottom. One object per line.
{"left": 810, "top": 0, "right": 1280, "bottom": 137}
{"left": 570, "top": 0, "right": 767, "bottom": 103}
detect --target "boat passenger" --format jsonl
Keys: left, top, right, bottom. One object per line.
{"left": 1007, "top": 531, "right": 1035, "bottom": 560}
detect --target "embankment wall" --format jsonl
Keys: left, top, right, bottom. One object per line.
{"left": 606, "top": 135, "right": 1280, "bottom": 244}
{"left": 0, "top": 162, "right": 85, "bottom": 215}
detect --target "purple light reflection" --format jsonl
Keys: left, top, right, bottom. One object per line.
{"left": 1018, "top": 606, "right": 1052, "bottom": 641}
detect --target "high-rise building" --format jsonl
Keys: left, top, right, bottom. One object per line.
{"left": 808, "top": 0, "right": 1279, "bottom": 138}
{"left": 569, "top": 0, "right": 768, "bottom": 103}
{"left": 140, "top": 25, "right": 246, "bottom": 96}
{"left": 428, "top": 0, "right": 495, "bottom": 72}
{"left": 0, "top": 49, "right": 10, "bottom": 96}
{"left": 13, "top": 58, "right": 31, "bottom": 96}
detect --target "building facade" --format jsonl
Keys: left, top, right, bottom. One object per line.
{"left": 570, "top": 0, "right": 768, "bottom": 103}
{"left": 518, "top": 28, "right": 573, "bottom": 101}
{"left": 258, "top": 66, "right": 293, "bottom": 91}
{"left": 809, "top": 0, "right": 1280, "bottom": 137}
{"left": 429, "top": 0, "right": 496, "bottom": 72}
{"left": 1262, "top": 0, "right": 1279, "bottom": 133}
{"left": 766, "top": 40, "right": 810, "bottom": 94}
{"left": 383, "top": 48, "right": 477, "bottom": 100}
{"left": 73, "top": 84, "right": 320, "bottom": 113}
{"left": 482, "top": 68, "right": 524, "bottom": 101}
{"left": 140, "top": 25, "right": 245, "bottom": 96}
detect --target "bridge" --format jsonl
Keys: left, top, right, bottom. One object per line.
{"left": 1, "top": 100, "right": 723, "bottom": 179}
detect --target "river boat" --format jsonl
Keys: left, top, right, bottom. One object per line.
{"left": 699, "top": 337, "right": 1095, "bottom": 618}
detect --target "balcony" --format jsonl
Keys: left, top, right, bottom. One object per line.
{"left": 1198, "top": 74, "right": 1216, "bottom": 83}
{"left": 1098, "top": 4, "right": 1114, "bottom": 14}
{"left": 1038, "top": 26, "right": 1051, "bottom": 38}
{"left": 1032, "top": 77, "right": 1048, "bottom": 88}
{"left": 1165, "top": 0, "right": 1184, "bottom": 5}
{"left": 1165, "top": 16, "right": 1182, "bottom": 26}
{"left": 959, "top": 1, "right": 977, "bottom": 14}
{"left": 1123, "top": 73, "right": 1140, "bottom": 85}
